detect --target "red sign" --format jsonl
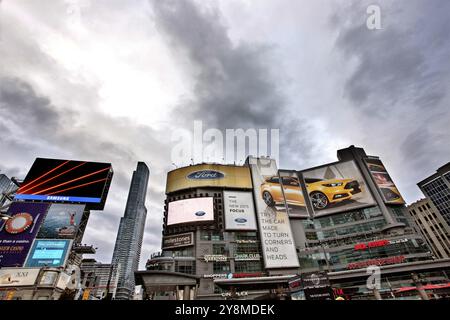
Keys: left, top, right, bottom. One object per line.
{"left": 347, "top": 255, "right": 405, "bottom": 269}
{"left": 354, "top": 239, "right": 390, "bottom": 250}
{"left": 231, "top": 272, "right": 265, "bottom": 279}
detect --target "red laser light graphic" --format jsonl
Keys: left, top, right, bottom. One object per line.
{"left": 18, "top": 160, "right": 70, "bottom": 192}
{"left": 45, "top": 178, "right": 108, "bottom": 196}
{"left": 19, "top": 162, "right": 87, "bottom": 194}
{"left": 33, "top": 167, "right": 110, "bottom": 195}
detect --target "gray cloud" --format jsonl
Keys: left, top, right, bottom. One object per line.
{"left": 150, "top": 0, "right": 289, "bottom": 131}
{"left": 330, "top": 0, "right": 450, "bottom": 201}
{"left": 149, "top": 0, "right": 320, "bottom": 169}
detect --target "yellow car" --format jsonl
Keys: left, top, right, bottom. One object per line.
{"left": 260, "top": 176, "right": 306, "bottom": 207}
{"left": 260, "top": 176, "right": 361, "bottom": 210}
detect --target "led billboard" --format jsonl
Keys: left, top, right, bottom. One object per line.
{"left": 0, "top": 202, "right": 49, "bottom": 267}
{"left": 364, "top": 157, "right": 406, "bottom": 204}
{"left": 15, "top": 158, "right": 113, "bottom": 208}
{"left": 37, "top": 204, "right": 85, "bottom": 239}
{"left": 166, "top": 164, "right": 252, "bottom": 193}
{"left": 24, "top": 239, "right": 72, "bottom": 268}
{"left": 167, "top": 197, "right": 214, "bottom": 226}
{"left": 248, "top": 156, "right": 299, "bottom": 269}
{"left": 302, "top": 160, "right": 376, "bottom": 217}
{"left": 224, "top": 191, "right": 257, "bottom": 231}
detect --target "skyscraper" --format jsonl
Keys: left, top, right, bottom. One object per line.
{"left": 111, "top": 162, "right": 149, "bottom": 300}
{"left": 418, "top": 162, "right": 450, "bottom": 227}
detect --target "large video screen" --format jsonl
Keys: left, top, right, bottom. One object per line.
{"left": 365, "top": 158, "right": 406, "bottom": 204}
{"left": 0, "top": 202, "right": 49, "bottom": 267}
{"left": 25, "top": 239, "right": 72, "bottom": 268}
{"left": 37, "top": 204, "right": 85, "bottom": 239}
{"left": 15, "top": 158, "right": 113, "bottom": 207}
{"left": 302, "top": 160, "right": 376, "bottom": 217}
{"left": 167, "top": 197, "right": 214, "bottom": 226}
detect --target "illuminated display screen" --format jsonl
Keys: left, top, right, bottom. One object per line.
{"left": 0, "top": 202, "right": 49, "bottom": 267}
{"left": 167, "top": 197, "right": 214, "bottom": 226}
{"left": 15, "top": 158, "right": 113, "bottom": 205}
{"left": 25, "top": 239, "right": 72, "bottom": 268}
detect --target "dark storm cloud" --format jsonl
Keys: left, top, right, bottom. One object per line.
{"left": 149, "top": 0, "right": 320, "bottom": 169}
{"left": 0, "top": 77, "right": 62, "bottom": 133}
{"left": 150, "top": 0, "right": 285, "bottom": 130}
{"left": 331, "top": 0, "right": 450, "bottom": 201}
{"left": 334, "top": 1, "right": 450, "bottom": 114}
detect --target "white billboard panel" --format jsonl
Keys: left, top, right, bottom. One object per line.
{"left": 0, "top": 268, "right": 40, "bottom": 287}
{"left": 224, "top": 191, "right": 257, "bottom": 231}
{"left": 167, "top": 197, "right": 214, "bottom": 226}
{"left": 248, "top": 157, "right": 299, "bottom": 269}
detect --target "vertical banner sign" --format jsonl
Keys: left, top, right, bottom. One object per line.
{"left": 224, "top": 191, "right": 257, "bottom": 230}
{"left": 248, "top": 157, "right": 299, "bottom": 269}
{"left": 0, "top": 202, "right": 49, "bottom": 267}
{"left": 364, "top": 157, "right": 406, "bottom": 204}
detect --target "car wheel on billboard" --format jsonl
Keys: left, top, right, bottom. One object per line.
{"left": 262, "top": 191, "right": 275, "bottom": 207}
{"left": 310, "top": 192, "right": 328, "bottom": 210}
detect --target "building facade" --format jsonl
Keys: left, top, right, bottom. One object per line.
{"left": 418, "top": 163, "right": 450, "bottom": 227}
{"left": 111, "top": 162, "right": 149, "bottom": 300}
{"left": 80, "top": 259, "right": 120, "bottom": 300}
{"left": 0, "top": 174, "right": 18, "bottom": 207}
{"left": 138, "top": 146, "right": 445, "bottom": 300}
{"left": 407, "top": 199, "right": 450, "bottom": 259}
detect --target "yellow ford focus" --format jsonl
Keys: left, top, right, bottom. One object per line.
{"left": 260, "top": 176, "right": 361, "bottom": 210}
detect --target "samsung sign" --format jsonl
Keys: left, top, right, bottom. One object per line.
{"left": 187, "top": 170, "right": 225, "bottom": 180}
{"left": 224, "top": 191, "right": 257, "bottom": 231}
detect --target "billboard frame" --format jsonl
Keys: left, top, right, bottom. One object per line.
{"left": 24, "top": 239, "right": 73, "bottom": 268}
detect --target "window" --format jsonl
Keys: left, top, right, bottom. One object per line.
{"left": 200, "top": 231, "right": 224, "bottom": 241}
{"left": 175, "top": 261, "right": 195, "bottom": 275}
{"left": 213, "top": 262, "right": 230, "bottom": 273}
{"left": 234, "top": 261, "right": 263, "bottom": 273}
{"left": 213, "top": 244, "right": 228, "bottom": 255}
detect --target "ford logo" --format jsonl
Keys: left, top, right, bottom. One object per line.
{"left": 187, "top": 170, "right": 225, "bottom": 180}
{"left": 195, "top": 211, "right": 206, "bottom": 216}
{"left": 235, "top": 218, "right": 247, "bottom": 223}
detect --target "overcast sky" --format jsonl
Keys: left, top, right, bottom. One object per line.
{"left": 1, "top": 0, "right": 449, "bottom": 268}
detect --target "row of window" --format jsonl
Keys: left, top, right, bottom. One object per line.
{"left": 302, "top": 207, "right": 384, "bottom": 230}
{"left": 199, "top": 231, "right": 259, "bottom": 242}
{"left": 298, "top": 238, "right": 430, "bottom": 271}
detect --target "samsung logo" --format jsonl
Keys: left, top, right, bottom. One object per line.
{"left": 195, "top": 211, "right": 206, "bottom": 217}
{"left": 234, "top": 218, "right": 247, "bottom": 224}
{"left": 187, "top": 170, "right": 225, "bottom": 180}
